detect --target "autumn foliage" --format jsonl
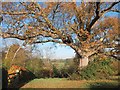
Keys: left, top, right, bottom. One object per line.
{"left": 1, "top": 2, "right": 120, "bottom": 67}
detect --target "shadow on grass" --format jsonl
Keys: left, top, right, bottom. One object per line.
{"left": 16, "top": 78, "right": 35, "bottom": 89}
{"left": 89, "top": 82, "right": 120, "bottom": 90}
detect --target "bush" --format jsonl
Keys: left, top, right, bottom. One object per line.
{"left": 37, "top": 68, "right": 52, "bottom": 78}
{"left": 57, "top": 63, "right": 78, "bottom": 78}
{"left": 19, "top": 70, "right": 36, "bottom": 82}
{"left": 52, "top": 65, "right": 59, "bottom": 77}
{"left": 25, "top": 58, "right": 44, "bottom": 78}
{"left": 69, "top": 57, "right": 118, "bottom": 80}
{"left": 2, "top": 59, "right": 11, "bottom": 70}
{"left": 69, "top": 73, "right": 80, "bottom": 80}
{"left": 59, "top": 68, "right": 69, "bottom": 78}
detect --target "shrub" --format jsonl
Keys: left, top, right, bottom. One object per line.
{"left": 7, "top": 64, "right": 36, "bottom": 85}
{"left": 69, "top": 73, "right": 80, "bottom": 80}
{"left": 59, "top": 67, "right": 69, "bottom": 78}
{"left": 58, "top": 63, "right": 78, "bottom": 78}
{"left": 52, "top": 65, "right": 59, "bottom": 77}
{"left": 69, "top": 57, "right": 118, "bottom": 80}
{"left": 25, "top": 58, "right": 44, "bottom": 78}
{"left": 2, "top": 59, "right": 11, "bottom": 70}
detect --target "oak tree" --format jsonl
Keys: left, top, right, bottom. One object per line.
{"left": 1, "top": 1, "right": 120, "bottom": 68}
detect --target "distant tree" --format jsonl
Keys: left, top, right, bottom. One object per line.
{"left": 1, "top": 1, "right": 120, "bottom": 68}
{"left": 3, "top": 44, "right": 28, "bottom": 68}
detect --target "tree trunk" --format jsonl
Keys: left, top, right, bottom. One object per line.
{"left": 79, "top": 56, "right": 89, "bottom": 68}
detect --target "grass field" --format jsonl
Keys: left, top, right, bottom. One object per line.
{"left": 20, "top": 78, "right": 119, "bottom": 89}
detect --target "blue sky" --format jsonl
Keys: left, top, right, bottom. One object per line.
{"left": 37, "top": 43, "right": 75, "bottom": 59}
{"left": 0, "top": 38, "right": 75, "bottom": 59}
{"left": 54, "top": 45, "right": 75, "bottom": 59}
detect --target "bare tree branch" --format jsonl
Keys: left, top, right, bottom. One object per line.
{"left": 2, "top": 11, "right": 29, "bottom": 15}
{"left": 87, "top": 2, "right": 120, "bottom": 32}
{"left": 87, "top": 2, "right": 100, "bottom": 32}
{"left": 110, "top": 9, "right": 120, "bottom": 13}
{"left": 101, "top": 1, "right": 120, "bottom": 13}
{"left": 33, "top": 39, "right": 63, "bottom": 44}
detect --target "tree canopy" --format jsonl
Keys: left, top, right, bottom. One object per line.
{"left": 1, "top": 1, "right": 120, "bottom": 67}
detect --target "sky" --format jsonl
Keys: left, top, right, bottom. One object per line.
{"left": 37, "top": 43, "right": 75, "bottom": 59}
{"left": 0, "top": 38, "right": 75, "bottom": 59}
{"left": 53, "top": 45, "right": 75, "bottom": 59}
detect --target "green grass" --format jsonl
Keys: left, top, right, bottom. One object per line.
{"left": 21, "top": 78, "right": 85, "bottom": 88}
{"left": 81, "top": 80, "right": 119, "bottom": 89}
{"left": 20, "top": 78, "right": 119, "bottom": 89}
